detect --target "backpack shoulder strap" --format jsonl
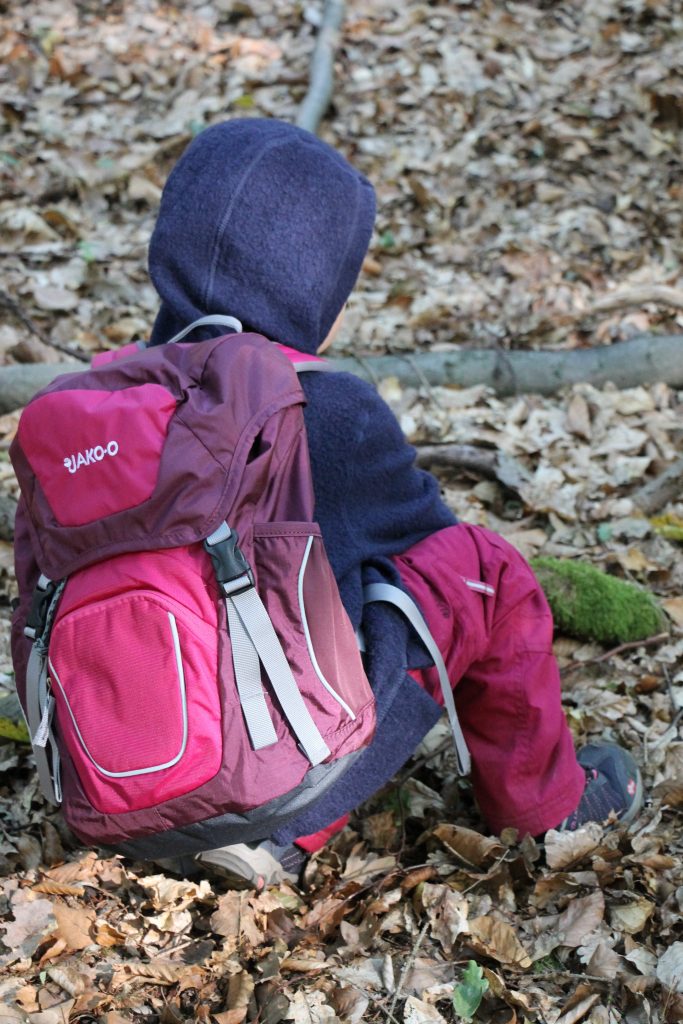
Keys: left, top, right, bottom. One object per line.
{"left": 363, "top": 582, "right": 471, "bottom": 776}
{"left": 275, "top": 343, "right": 333, "bottom": 374}
{"left": 165, "top": 315, "right": 244, "bottom": 344}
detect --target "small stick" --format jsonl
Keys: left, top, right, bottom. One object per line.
{"left": 388, "top": 919, "right": 430, "bottom": 1019}
{"left": 296, "top": 0, "right": 346, "bottom": 134}
{"left": 0, "top": 288, "right": 89, "bottom": 362}
{"left": 560, "top": 631, "right": 670, "bottom": 678}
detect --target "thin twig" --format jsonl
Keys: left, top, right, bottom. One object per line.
{"left": 632, "top": 453, "right": 683, "bottom": 515}
{"left": 345, "top": 981, "right": 403, "bottom": 1024}
{"left": 388, "top": 919, "right": 430, "bottom": 1018}
{"left": 296, "top": 0, "right": 346, "bottom": 134}
{"left": 402, "top": 354, "right": 444, "bottom": 409}
{"left": 560, "top": 631, "right": 670, "bottom": 678}
{"left": 0, "top": 288, "right": 90, "bottom": 362}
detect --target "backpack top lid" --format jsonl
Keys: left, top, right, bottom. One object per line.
{"left": 10, "top": 333, "right": 310, "bottom": 580}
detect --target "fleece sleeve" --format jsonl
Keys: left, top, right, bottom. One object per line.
{"left": 301, "top": 371, "right": 456, "bottom": 590}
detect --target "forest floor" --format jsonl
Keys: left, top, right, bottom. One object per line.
{"left": 1, "top": 1, "right": 683, "bottom": 1022}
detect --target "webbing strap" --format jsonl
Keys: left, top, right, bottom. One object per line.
{"left": 26, "top": 643, "right": 61, "bottom": 805}
{"left": 363, "top": 582, "right": 471, "bottom": 775}
{"left": 225, "top": 599, "right": 278, "bottom": 750}
{"left": 226, "top": 586, "right": 331, "bottom": 767}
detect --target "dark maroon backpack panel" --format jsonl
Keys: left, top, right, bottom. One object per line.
{"left": 10, "top": 334, "right": 376, "bottom": 856}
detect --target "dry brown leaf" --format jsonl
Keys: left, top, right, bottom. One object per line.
{"left": 557, "top": 891, "right": 605, "bottom": 947}
{"left": 421, "top": 883, "right": 469, "bottom": 952}
{"left": 32, "top": 881, "right": 85, "bottom": 898}
{"left": 24, "top": 999, "right": 75, "bottom": 1024}
{"left": 556, "top": 992, "right": 600, "bottom": 1024}
{"left": 403, "top": 996, "right": 448, "bottom": 1024}
{"left": 209, "top": 890, "right": 278, "bottom": 950}
{"left": 1, "top": 894, "right": 57, "bottom": 962}
{"left": 432, "top": 824, "right": 505, "bottom": 867}
{"left": 656, "top": 942, "right": 683, "bottom": 993}
{"left": 544, "top": 825, "right": 604, "bottom": 869}
{"left": 653, "top": 780, "right": 683, "bottom": 808}
{"left": 93, "top": 920, "right": 128, "bottom": 947}
{"left": 51, "top": 902, "right": 96, "bottom": 952}
{"left": 300, "top": 895, "right": 349, "bottom": 938}
{"left": 609, "top": 898, "right": 654, "bottom": 935}
{"left": 468, "top": 916, "right": 532, "bottom": 970}
{"left": 482, "top": 968, "right": 534, "bottom": 1014}
{"left": 138, "top": 874, "right": 213, "bottom": 911}
{"left": 662, "top": 597, "right": 683, "bottom": 628}
{"left": 110, "top": 960, "right": 184, "bottom": 990}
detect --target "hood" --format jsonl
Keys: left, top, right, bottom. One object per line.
{"left": 148, "top": 118, "right": 376, "bottom": 354}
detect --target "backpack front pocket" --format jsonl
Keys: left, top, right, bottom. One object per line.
{"left": 48, "top": 590, "right": 222, "bottom": 814}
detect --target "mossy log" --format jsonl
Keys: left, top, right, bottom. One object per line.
{"left": 531, "top": 556, "right": 668, "bottom": 645}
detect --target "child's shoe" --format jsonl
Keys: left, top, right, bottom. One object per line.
{"left": 195, "top": 841, "right": 307, "bottom": 889}
{"left": 556, "top": 742, "right": 644, "bottom": 831}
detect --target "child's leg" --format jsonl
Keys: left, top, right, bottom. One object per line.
{"left": 393, "top": 524, "right": 585, "bottom": 837}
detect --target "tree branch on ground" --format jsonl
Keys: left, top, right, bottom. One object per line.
{"left": 415, "top": 443, "right": 531, "bottom": 492}
{"left": 631, "top": 454, "right": 683, "bottom": 516}
{"left": 2, "top": 332, "right": 682, "bottom": 414}
{"left": 0, "top": 289, "right": 89, "bottom": 362}
{"left": 296, "top": 0, "right": 346, "bottom": 134}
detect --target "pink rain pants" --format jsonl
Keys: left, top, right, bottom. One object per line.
{"left": 394, "top": 523, "right": 585, "bottom": 837}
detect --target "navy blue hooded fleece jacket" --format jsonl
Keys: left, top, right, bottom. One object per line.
{"left": 148, "top": 119, "right": 456, "bottom": 840}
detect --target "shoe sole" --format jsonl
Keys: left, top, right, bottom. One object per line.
{"left": 195, "top": 843, "right": 299, "bottom": 888}
{"left": 619, "top": 765, "right": 644, "bottom": 826}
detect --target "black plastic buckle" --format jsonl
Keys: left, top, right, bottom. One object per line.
{"left": 204, "top": 529, "right": 254, "bottom": 597}
{"left": 24, "top": 577, "right": 57, "bottom": 641}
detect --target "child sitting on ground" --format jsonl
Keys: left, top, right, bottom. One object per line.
{"left": 146, "top": 118, "right": 643, "bottom": 886}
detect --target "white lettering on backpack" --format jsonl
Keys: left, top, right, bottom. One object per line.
{"left": 63, "top": 441, "right": 119, "bottom": 474}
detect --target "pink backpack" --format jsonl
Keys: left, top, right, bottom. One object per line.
{"left": 10, "top": 319, "right": 376, "bottom": 859}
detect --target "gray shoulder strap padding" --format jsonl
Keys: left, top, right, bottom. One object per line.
{"left": 165, "top": 314, "right": 244, "bottom": 344}
{"left": 363, "top": 582, "right": 471, "bottom": 775}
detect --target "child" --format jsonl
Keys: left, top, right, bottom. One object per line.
{"left": 147, "top": 118, "right": 642, "bottom": 885}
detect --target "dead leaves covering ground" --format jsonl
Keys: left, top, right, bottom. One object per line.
{"left": 1, "top": 0, "right": 683, "bottom": 1021}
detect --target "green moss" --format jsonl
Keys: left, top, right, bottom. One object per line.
{"left": 530, "top": 556, "right": 668, "bottom": 645}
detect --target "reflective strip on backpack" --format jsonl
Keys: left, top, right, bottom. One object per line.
{"left": 363, "top": 582, "right": 471, "bottom": 776}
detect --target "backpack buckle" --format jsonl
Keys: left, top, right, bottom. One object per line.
{"left": 24, "top": 575, "right": 58, "bottom": 641}
{"left": 204, "top": 522, "right": 254, "bottom": 597}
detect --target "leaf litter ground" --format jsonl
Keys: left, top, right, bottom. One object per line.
{"left": 1, "top": 1, "right": 683, "bottom": 1022}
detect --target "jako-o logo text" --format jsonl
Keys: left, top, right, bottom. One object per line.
{"left": 63, "top": 441, "right": 119, "bottom": 475}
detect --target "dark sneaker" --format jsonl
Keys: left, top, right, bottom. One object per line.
{"left": 194, "top": 841, "right": 307, "bottom": 889}
{"left": 556, "top": 743, "right": 644, "bottom": 831}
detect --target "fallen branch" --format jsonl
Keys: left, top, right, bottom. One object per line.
{"left": 631, "top": 454, "right": 683, "bottom": 516}
{"left": 0, "top": 288, "right": 89, "bottom": 362}
{"left": 415, "top": 443, "right": 531, "bottom": 492}
{"left": 1, "top": 332, "right": 682, "bottom": 413}
{"left": 560, "top": 631, "right": 671, "bottom": 679}
{"left": 0, "top": 361, "right": 81, "bottom": 414}
{"left": 296, "top": 0, "right": 346, "bottom": 134}
{"left": 592, "top": 284, "right": 683, "bottom": 315}
{"left": 332, "top": 333, "right": 683, "bottom": 396}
